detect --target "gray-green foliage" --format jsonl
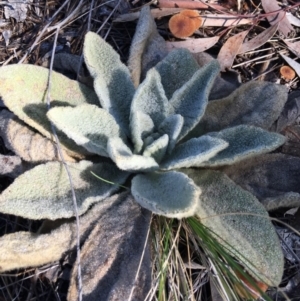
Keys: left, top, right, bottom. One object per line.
{"left": 0, "top": 6, "right": 289, "bottom": 289}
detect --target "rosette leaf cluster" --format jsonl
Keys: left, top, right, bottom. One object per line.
{"left": 0, "top": 17, "right": 288, "bottom": 290}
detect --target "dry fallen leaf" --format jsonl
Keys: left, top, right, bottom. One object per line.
{"left": 261, "top": 0, "right": 294, "bottom": 37}
{"left": 114, "top": 9, "right": 252, "bottom": 27}
{"left": 280, "top": 53, "right": 300, "bottom": 78}
{"left": 166, "top": 36, "right": 219, "bottom": 53}
{"left": 217, "top": 30, "right": 249, "bottom": 71}
{"left": 238, "top": 24, "right": 278, "bottom": 54}
{"left": 157, "top": 0, "right": 225, "bottom": 10}
{"left": 283, "top": 39, "right": 300, "bottom": 57}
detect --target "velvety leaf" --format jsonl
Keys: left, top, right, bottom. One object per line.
{"left": 184, "top": 169, "right": 284, "bottom": 286}
{"left": 0, "top": 193, "right": 123, "bottom": 272}
{"left": 222, "top": 153, "right": 300, "bottom": 211}
{"left": 47, "top": 104, "right": 126, "bottom": 157}
{"left": 130, "top": 68, "right": 169, "bottom": 128}
{"left": 160, "top": 135, "right": 228, "bottom": 170}
{"left": 158, "top": 114, "right": 184, "bottom": 154}
{"left": 143, "top": 134, "right": 169, "bottom": 162}
{"left": 0, "top": 110, "right": 75, "bottom": 162}
{"left": 0, "top": 154, "right": 23, "bottom": 178}
{"left": 127, "top": 6, "right": 167, "bottom": 87}
{"left": 169, "top": 60, "right": 220, "bottom": 140}
{"left": 0, "top": 160, "right": 129, "bottom": 220}
{"left": 68, "top": 193, "right": 152, "bottom": 301}
{"left": 83, "top": 32, "right": 135, "bottom": 136}
{"left": 0, "top": 64, "right": 98, "bottom": 142}
{"left": 131, "top": 171, "right": 200, "bottom": 218}
{"left": 155, "top": 48, "right": 200, "bottom": 99}
{"left": 198, "top": 125, "right": 286, "bottom": 167}
{"left": 191, "top": 81, "right": 288, "bottom": 137}
{"left": 107, "top": 137, "right": 159, "bottom": 172}
{"left": 130, "top": 111, "right": 155, "bottom": 154}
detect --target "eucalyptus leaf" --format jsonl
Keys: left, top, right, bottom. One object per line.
{"left": 83, "top": 32, "right": 135, "bottom": 136}
{"left": 47, "top": 104, "right": 126, "bottom": 157}
{"left": 68, "top": 193, "right": 151, "bottom": 301}
{"left": 183, "top": 169, "right": 284, "bottom": 286}
{"left": 0, "top": 161, "right": 129, "bottom": 220}
{"left": 131, "top": 171, "right": 200, "bottom": 218}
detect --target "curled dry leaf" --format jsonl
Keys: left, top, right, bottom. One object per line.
{"left": 217, "top": 30, "right": 249, "bottom": 71}
{"left": 238, "top": 24, "right": 278, "bottom": 54}
{"left": 261, "top": 0, "right": 294, "bottom": 37}
{"left": 166, "top": 36, "right": 219, "bottom": 53}
{"left": 283, "top": 39, "right": 300, "bottom": 57}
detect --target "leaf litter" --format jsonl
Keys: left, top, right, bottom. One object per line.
{"left": 1, "top": 0, "right": 300, "bottom": 300}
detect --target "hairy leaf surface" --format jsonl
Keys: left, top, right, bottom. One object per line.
{"left": 0, "top": 64, "right": 98, "bottom": 139}
{"left": 191, "top": 81, "right": 288, "bottom": 136}
{"left": 84, "top": 32, "right": 135, "bottom": 136}
{"left": 183, "top": 169, "right": 284, "bottom": 286}
{"left": 198, "top": 125, "right": 286, "bottom": 167}
{"left": 131, "top": 171, "right": 200, "bottom": 218}
{"left": 160, "top": 135, "right": 228, "bottom": 170}
{"left": 107, "top": 137, "right": 159, "bottom": 172}
{"left": 47, "top": 104, "right": 126, "bottom": 157}
{"left": 155, "top": 49, "right": 200, "bottom": 99}
{"left": 169, "top": 60, "right": 220, "bottom": 140}
{"left": 0, "top": 161, "right": 129, "bottom": 219}
{"left": 0, "top": 193, "right": 123, "bottom": 272}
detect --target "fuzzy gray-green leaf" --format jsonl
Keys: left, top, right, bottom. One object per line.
{"left": 47, "top": 104, "right": 126, "bottom": 157}
{"left": 107, "top": 137, "right": 159, "bottom": 172}
{"left": 158, "top": 114, "right": 184, "bottom": 154}
{"left": 143, "top": 134, "right": 169, "bottom": 162}
{"left": 0, "top": 160, "right": 129, "bottom": 220}
{"left": 198, "top": 125, "right": 286, "bottom": 167}
{"left": 131, "top": 171, "right": 200, "bottom": 218}
{"left": 130, "top": 111, "right": 155, "bottom": 153}
{"left": 84, "top": 32, "right": 135, "bottom": 136}
{"left": 183, "top": 169, "right": 284, "bottom": 286}
{"left": 131, "top": 68, "right": 169, "bottom": 128}
{"left": 160, "top": 136, "right": 228, "bottom": 170}
{"left": 191, "top": 81, "right": 288, "bottom": 136}
{"left": 0, "top": 65, "right": 98, "bottom": 134}
{"left": 155, "top": 48, "right": 200, "bottom": 99}
{"left": 169, "top": 60, "right": 220, "bottom": 140}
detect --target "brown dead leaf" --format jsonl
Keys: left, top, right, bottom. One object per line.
{"left": 166, "top": 36, "right": 219, "bottom": 53}
{"left": 238, "top": 24, "right": 278, "bottom": 54}
{"left": 157, "top": 0, "right": 225, "bottom": 10}
{"left": 217, "top": 30, "right": 249, "bottom": 71}
{"left": 283, "top": 39, "right": 300, "bottom": 57}
{"left": 261, "top": 0, "right": 294, "bottom": 37}
{"left": 114, "top": 9, "right": 251, "bottom": 27}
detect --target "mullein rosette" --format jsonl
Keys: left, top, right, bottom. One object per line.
{"left": 0, "top": 14, "right": 288, "bottom": 289}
